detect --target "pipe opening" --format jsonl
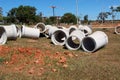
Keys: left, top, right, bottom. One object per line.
{"left": 69, "top": 28, "right": 76, "bottom": 34}
{"left": 67, "top": 36, "right": 80, "bottom": 48}
{"left": 36, "top": 23, "right": 45, "bottom": 32}
{"left": 116, "top": 26, "right": 120, "bottom": 33}
{"left": 16, "top": 26, "right": 19, "bottom": 33}
{"left": 83, "top": 30, "right": 88, "bottom": 34}
{"left": 54, "top": 30, "right": 66, "bottom": 43}
{"left": 82, "top": 37, "right": 96, "bottom": 51}
{"left": 0, "top": 27, "right": 5, "bottom": 38}
{"left": 21, "top": 26, "right": 23, "bottom": 33}
{"left": 0, "top": 27, "right": 7, "bottom": 45}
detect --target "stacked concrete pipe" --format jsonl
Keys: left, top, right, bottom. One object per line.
{"left": 51, "top": 29, "right": 69, "bottom": 46}
{"left": 0, "top": 27, "right": 7, "bottom": 45}
{"left": 82, "top": 31, "right": 108, "bottom": 52}
{"left": 21, "top": 25, "right": 40, "bottom": 39}
{"left": 65, "top": 30, "right": 85, "bottom": 50}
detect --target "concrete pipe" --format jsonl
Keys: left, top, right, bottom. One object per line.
{"left": 51, "top": 29, "right": 69, "bottom": 46}
{"left": 16, "top": 26, "right": 22, "bottom": 38}
{"left": 34, "top": 23, "right": 46, "bottom": 33}
{"left": 68, "top": 25, "right": 78, "bottom": 34}
{"left": 82, "top": 31, "right": 108, "bottom": 52}
{"left": 2, "top": 24, "right": 17, "bottom": 40}
{"left": 48, "top": 26, "right": 59, "bottom": 37}
{"left": 65, "top": 30, "right": 85, "bottom": 50}
{"left": 78, "top": 25, "right": 92, "bottom": 36}
{"left": 57, "top": 26, "right": 67, "bottom": 30}
{"left": 21, "top": 25, "right": 40, "bottom": 38}
{"left": 43, "top": 25, "right": 52, "bottom": 38}
{"left": 115, "top": 26, "right": 120, "bottom": 34}
{"left": 0, "top": 27, "right": 7, "bottom": 45}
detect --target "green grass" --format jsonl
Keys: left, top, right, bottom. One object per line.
{"left": 0, "top": 57, "right": 5, "bottom": 64}
{"left": 0, "top": 28, "right": 120, "bottom": 80}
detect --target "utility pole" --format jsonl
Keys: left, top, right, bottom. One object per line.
{"left": 76, "top": 0, "right": 79, "bottom": 25}
{"left": 51, "top": 6, "right": 56, "bottom": 17}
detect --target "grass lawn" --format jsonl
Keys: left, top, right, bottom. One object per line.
{"left": 0, "top": 28, "right": 120, "bottom": 80}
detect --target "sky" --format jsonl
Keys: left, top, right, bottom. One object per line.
{"left": 0, "top": 0, "right": 119, "bottom": 20}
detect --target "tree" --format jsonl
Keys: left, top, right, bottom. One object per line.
{"left": 7, "top": 8, "right": 17, "bottom": 23}
{"left": 60, "top": 13, "right": 77, "bottom": 24}
{"left": 116, "top": 6, "right": 120, "bottom": 12}
{"left": 110, "top": 6, "right": 120, "bottom": 21}
{"left": 7, "top": 5, "right": 37, "bottom": 24}
{"left": 110, "top": 6, "right": 117, "bottom": 22}
{"left": 0, "top": 7, "right": 3, "bottom": 22}
{"left": 44, "top": 18, "right": 53, "bottom": 25}
{"left": 116, "top": 6, "right": 120, "bottom": 20}
{"left": 49, "top": 16, "right": 57, "bottom": 24}
{"left": 97, "top": 12, "right": 111, "bottom": 23}
{"left": 34, "top": 15, "right": 42, "bottom": 23}
{"left": 16, "top": 5, "right": 36, "bottom": 24}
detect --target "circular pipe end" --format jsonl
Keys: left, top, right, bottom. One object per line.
{"left": 51, "top": 29, "right": 68, "bottom": 46}
{"left": 0, "top": 27, "right": 7, "bottom": 45}
{"left": 65, "top": 36, "right": 81, "bottom": 50}
{"left": 115, "top": 26, "right": 120, "bottom": 34}
{"left": 82, "top": 37, "right": 96, "bottom": 52}
{"left": 35, "top": 23, "right": 46, "bottom": 33}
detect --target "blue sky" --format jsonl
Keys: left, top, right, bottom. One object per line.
{"left": 0, "top": 0, "right": 119, "bottom": 20}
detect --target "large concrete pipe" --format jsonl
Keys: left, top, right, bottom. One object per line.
{"left": 82, "top": 31, "right": 108, "bottom": 52}
{"left": 21, "top": 25, "right": 40, "bottom": 38}
{"left": 34, "top": 23, "right": 46, "bottom": 33}
{"left": 78, "top": 25, "right": 92, "bottom": 36}
{"left": 48, "top": 26, "right": 59, "bottom": 37}
{"left": 68, "top": 25, "right": 78, "bottom": 34}
{"left": 0, "top": 27, "right": 7, "bottom": 45}
{"left": 115, "top": 26, "right": 120, "bottom": 34}
{"left": 65, "top": 30, "right": 85, "bottom": 50}
{"left": 51, "top": 29, "right": 69, "bottom": 46}
{"left": 2, "top": 24, "right": 17, "bottom": 40}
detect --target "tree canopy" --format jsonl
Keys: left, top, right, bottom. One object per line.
{"left": 7, "top": 5, "right": 41, "bottom": 24}
{"left": 97, "top": 12, "right": 111, "bottom": 23}
{"left": 60, "top": 13, "right": 77, "bottom": 24}
{"left": 116, "top": 6, "right": 120, "bottom": 12}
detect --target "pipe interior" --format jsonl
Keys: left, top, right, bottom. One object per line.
{"left": 54, "top": 31, "right": 66, "bottom": 43}
{"left": 67, "top": 36, "right": 80, "bottom": 48}
{"left": 0, "top": 27, "right": 5, "bottom": 38}
{"left": 21, "top": 26, "right": 23, "bottom": 33}
{"left": 116, "top": 26, "right": 120, "bottom": 33}
{"left": 83, "top": 30, "right": 88, "bottom": 34}
{"left": 82, "top": 37, "right": 96, "bottom": 51}
{"left": 37, "top": 24, "right": 45, "bottom": 32}
{"left": 16, "top": 26, "right": 19, "bottom": 34}
{"left": 69, "top": 28, "right": 76, "bottom": 34}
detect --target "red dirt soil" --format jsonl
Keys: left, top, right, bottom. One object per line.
{"left": 0, "top": 46, "right": 75, "bottom": 76}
